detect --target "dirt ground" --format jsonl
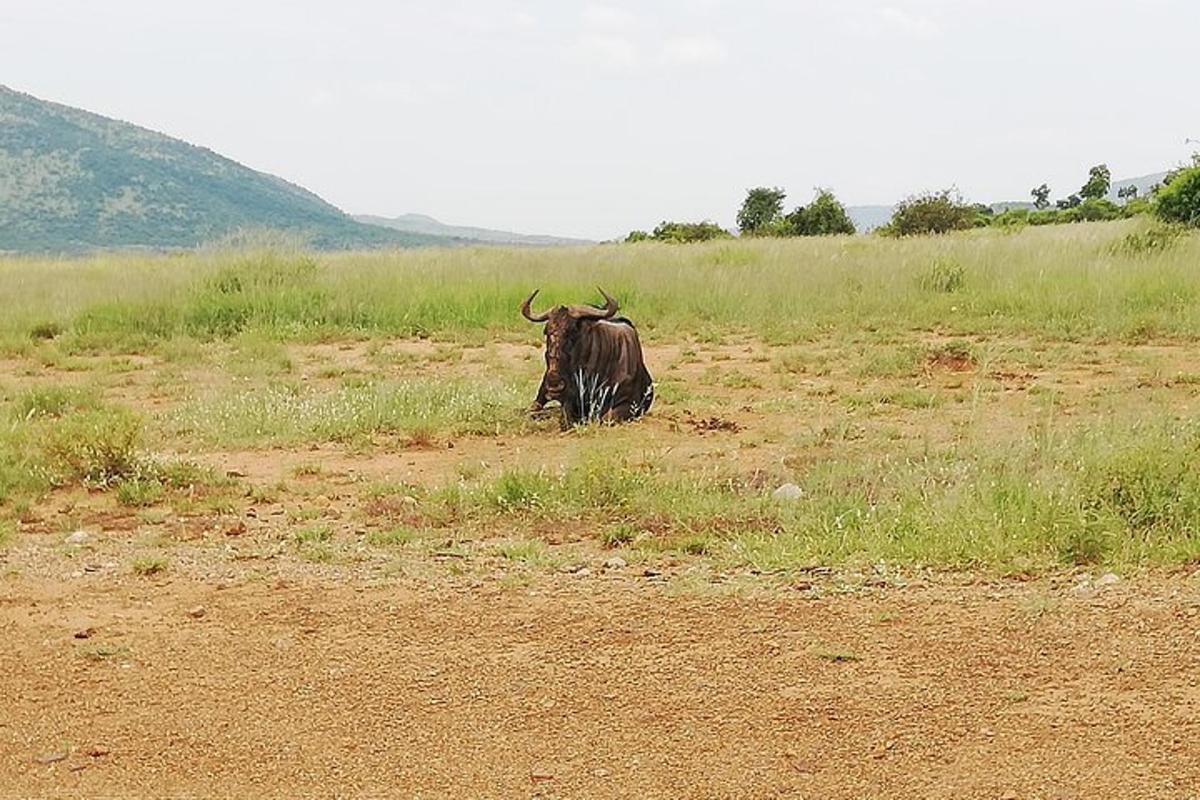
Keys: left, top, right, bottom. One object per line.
{"left": 3, "top": 574, "right": 1200, "bottom": 799}
{"left": 6, "top": 335, "right": 1200, "bottom": 797}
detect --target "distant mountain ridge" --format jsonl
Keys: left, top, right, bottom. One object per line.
{"left": 355, "top": 213, "right": 593, "bottom": 246}
{"left": 0, "top": 85, "right": 460, "bottom": 253}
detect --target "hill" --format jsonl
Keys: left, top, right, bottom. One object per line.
{"left": 356, "top": 213, "right": 592, "bottom": 247}
{"left": 0, "top": 86, "right": 458, "bottom": 253}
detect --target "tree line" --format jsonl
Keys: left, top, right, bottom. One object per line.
{"left": 625, "top": 157, "right": 1200, "bottom": 243}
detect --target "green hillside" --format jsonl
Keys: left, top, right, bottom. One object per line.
{"left": 0, "top": 86, "right": 456, "bottom": 252}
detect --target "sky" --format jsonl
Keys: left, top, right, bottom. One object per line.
{"left": 1, "top": 0, "right": 1197, "bottom": 239}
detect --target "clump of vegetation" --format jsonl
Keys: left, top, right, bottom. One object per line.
{"left": 132, "top": 556, "right": 168, "bottom": 576}
{"left": 29, "top": 321, "right": 63, "bottom": 341}
{"left": 115, "top": 477, "right": 165, "bottom": 508}
{"left": 42, "top": 407, "right": 143, "bottom": 485}
{"left": 1155, "top": 164, "right": 1200, "bottom": 227}
{"left": 736, "top": 186, "right": 855, "bottom": 237}
{"left": 881, "top": 190, "right": 980, "bottom": 236}
{"left": 13, "top": 386, "right": 100, "bottom": 419}
{"left": 628, "top": 221, "right": 732, "bottom": 244}
{"left": 1110, "top": 224, "right": 1187, "bottom": 257}
{"left": 918, "top": 258, "right": 966, "bottom": 293}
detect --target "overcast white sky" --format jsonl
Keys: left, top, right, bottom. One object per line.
{"left": 2, "top": 0, "right": 1197, "bottom": 239}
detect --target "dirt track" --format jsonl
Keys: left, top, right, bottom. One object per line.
{"left": 4, "top": 575, "right": 1200, "bottom": 799}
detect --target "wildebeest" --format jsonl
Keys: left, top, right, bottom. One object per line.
{"left": 521, "top": 287, "right": 654, "bottom": 428}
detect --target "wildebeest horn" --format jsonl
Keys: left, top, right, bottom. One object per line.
{"left": 571, "top": 287, "right": 619, "bottom": 320}
{"left": 521, "top": 289, "right": 551, "bottom": 323}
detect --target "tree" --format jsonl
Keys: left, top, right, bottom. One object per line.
{"left": 737, "top": 187, "right": 786, "bottom": 234}
{"left": 1154, "top": 165, "right": 1200, "bottom": 227}
{"left": 1116, "top": 185, "right": 1139, "bottom": 202}
{"left": 786, "top": 189, "right": 856, "bottom": 236}
{"left": 881, "top": 189, "right": 976, "bottom": 236}
{"left": 1080, "top": 164, "right": 1111, "bottom": 201}
{"left": 1031, "top": 183, "right": 1051, "bottom": 210}
{"left": 1056, "top": 194, "right": 1082, "bottom": 210}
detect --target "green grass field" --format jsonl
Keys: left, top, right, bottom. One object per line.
{"left": 3, "top": 218, "right": 1200, "bottom": 578}
{"left": 2, "top": 217, "right": 1199, "bottom": 350}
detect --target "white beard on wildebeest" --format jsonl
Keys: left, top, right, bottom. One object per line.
{"left": 521, "top": 287, "right": 654, "bottom": 429}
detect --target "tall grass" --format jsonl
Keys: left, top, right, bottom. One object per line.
{"left": 2, "top": 220, "right": 1198, "bottom": 346}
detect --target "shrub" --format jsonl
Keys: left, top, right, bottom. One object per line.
{"left": 786, "top": 189, "right": 856, "bottom": 236}
{"left": 650, "top": 221, "right": 732, "bottom": 243}
{"left": 1155, "top": 165, "right": 1200, "bottom": 227}
{"left": 42, "top": 407, "right": 143, "bottom": 485}
{"left": 881, "top": 190, "right": 977, "bottom": 236}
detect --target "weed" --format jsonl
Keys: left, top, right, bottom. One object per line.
{"left": 365, "top": 526, "right": 419, "bottom": 547}
{"left": 115, "top": 478, "right": 164, "bottom": 507}
{"left": 131, "top": 557, "right": 168, "bottom": 576}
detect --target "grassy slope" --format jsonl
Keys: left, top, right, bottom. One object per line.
{"left": 0, "top": 86, "right": 454, "bottom": 252}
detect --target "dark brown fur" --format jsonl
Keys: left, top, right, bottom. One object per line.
{"left": 523, "top": 290, "right": 654, "bottom": 428}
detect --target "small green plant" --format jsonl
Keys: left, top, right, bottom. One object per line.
{"left": 365, "top": 526, "right": 419, "bottom": 547}
{"left": 495, "top": 539, "right": 549, "bottom": 565}
{"left": 115, "top": 478, "right": 164, "bottom": 507}
{"left": 81, "top": 643, "right": 130, "bottom": 662}
{"left": 293, "top": 524, "right": 333, "bottom": 544}
{"left": 131, "top": 556, "right": 168, "bottom": 576}
{"left": 601, "top": 523, "right": 638, "bottom": 548}
{"left": 811, "top": 646, "right": 860, "bottom": 663}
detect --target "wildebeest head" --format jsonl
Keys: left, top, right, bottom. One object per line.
{"left": 521, "top": 287, "right": 619, "bottom": 401}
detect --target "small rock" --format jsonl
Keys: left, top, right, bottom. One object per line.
{"left": 73, "top": 627, "right": 94, "bottom": 640}
{"left": 1095, "top": 572, "right": 1121, "bottom": 588}
{"left": 772, "top": 483, "right": 804, "bottom": 501}
{"left": 64, "top": 530, "right": 90, "bottom": 546}
{"left": 70, "top": 570, "right": 84, "bottom": 579}
{"left": 530, "top": 767, "right": 555, "bottom": 783}
{"left": 86, "top": 746, "right": 110, "bottom": 758}
{"left": 574, "top": 567, "right": 591, "bottom": 577}
{"left": 592, "top": 767, "right": 611, "bottom": 778}
{"left": 35, "top": 750, "right": 69, "bottom": 765}
{"left": 602, "top": 557, "right": 627, "bottom": 570}
{"left": 225, "top": 469, "right": 247, "bottom": 478}
{"left": 642, "top": 568, "right": 663, "bottom": 578}
{"left": 1000, "top": 792, "right": 1017, "bottom": 800}
{"left": 223, "top": 520, "right": 246, "bottom": 537}
{"left": 186, "top": 606, "right": 207, "bottom": 619}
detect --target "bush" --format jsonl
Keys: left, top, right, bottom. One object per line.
{"left": 624, "top": 230, "right": 650, "bottom": 243}
{"left": 881, "top": 190, "right": 977, "bottom": 236}
{"left": 650, "top": 221, "right": 732, "bottom": 243}
{"left": 42, "top": 407, "right": 144, "bottom": 485}
{"left": 1155, "top": 165, "right": 1200, "bottom": 227}
{"left": 786, "top": 189, "right": 856, "bottom": 236}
